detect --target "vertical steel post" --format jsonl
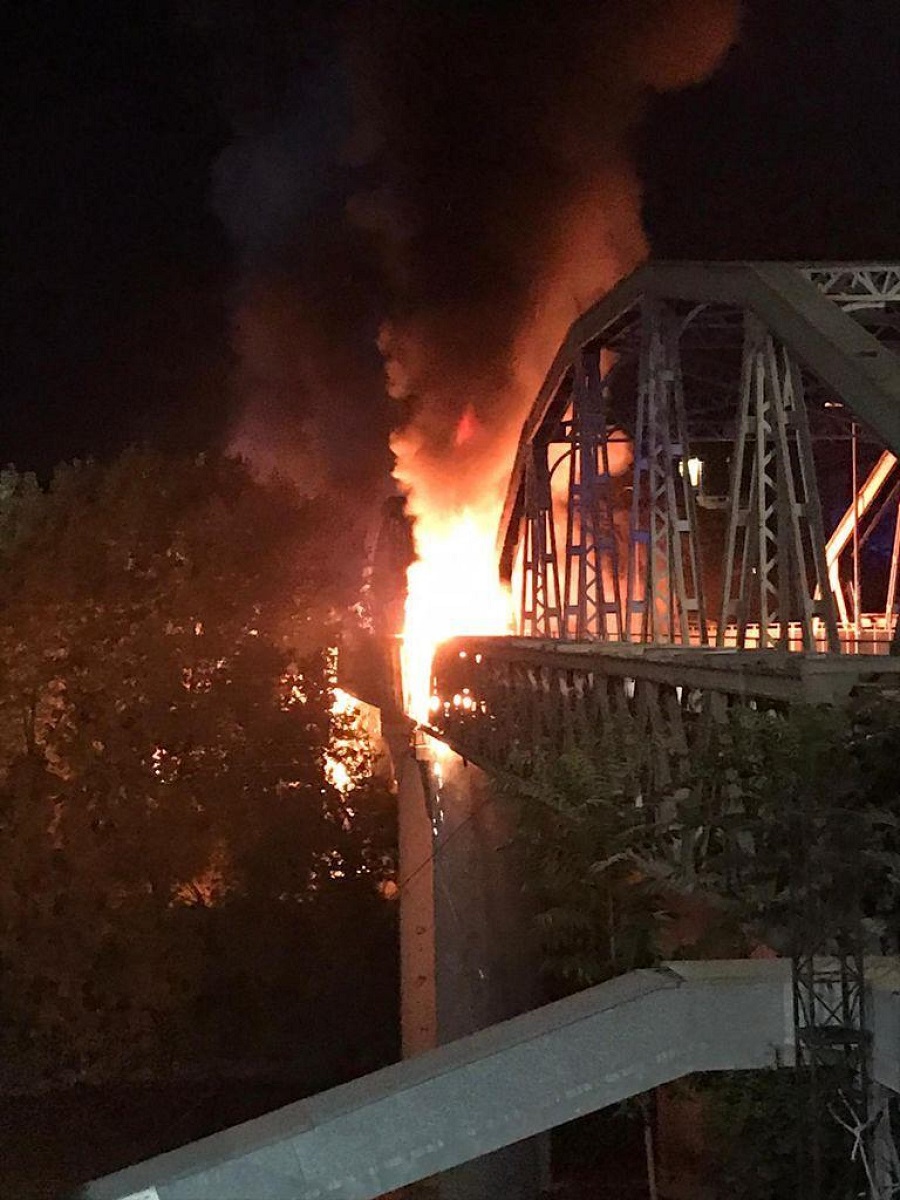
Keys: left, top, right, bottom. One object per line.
{"left": 719, "top": 331, "right": 755, "bottom": 646}
{"left": 768, "top": 339, "right": 840, "bottom": 651}
{"left": 780, "top": 346, "right": 841, "bottom": 651}
{"left": 885, "top": 509, "right": 900, "bottom": 640}
{"left": 562, "top": 350, "right": 623, "bottom": 640}
{"left": 720, "top": 315, "right": 838, "bottom": 649}
{"left": 853, "top": 421, "right": 862, "bottom": 648}
{"left": 520, "top": 438, "right": 562, "bottom": 638}
{"left": 627, "top": 300, "right": 705, "bottom": 644}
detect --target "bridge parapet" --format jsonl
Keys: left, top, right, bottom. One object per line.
{"left": 427, "top": 636, "right": 900, "bottom": 774}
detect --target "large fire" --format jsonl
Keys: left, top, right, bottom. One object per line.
{"left": 391, "top": 405, "right": 516, "bottom": 722}
{"left": 385, "top": 4, "right": 740, "bottom": 723}
{"left": 399, "top": 501, "right": 513, "bottom": 722}
{"left": 384, "top": 189, "right": 644, "bottom": 723}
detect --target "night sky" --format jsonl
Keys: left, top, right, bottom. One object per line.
{"left": 4, "top": 1, "right": 232, "bottom": 474}
{"left": 4, "top": 0, "right": 900, "bottom": 489}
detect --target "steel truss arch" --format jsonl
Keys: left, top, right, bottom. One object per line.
{"left": 499, "top": 261, "right": 900, "bottom": 653}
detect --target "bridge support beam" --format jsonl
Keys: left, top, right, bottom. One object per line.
{"left": 627, "top": 299, "right": 706, "bottom": 644}
{"left": 562, "top": 350, "right": 623, "bottom": 640}
{"left": 429, "top": 749, "right": 546, "bottom": 1200}
{"left": 77, "top": 961, "right": 790, "bottom": 1200}
{"left": 390, "top": 726, "right": 437, "bottom": 1060}
{"left": 394, "top": 731, "right": 546, "bottom": 1199}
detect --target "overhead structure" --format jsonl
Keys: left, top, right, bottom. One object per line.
{"left": 499, "top": 262, "right": 900, "bottom": 650}
{"left": 81, "top": 959, "right": 900, "bottom": 1200}
{"left": 825, "top": 449, "right": 900, "bottom": 627}
{"left": 454, "top": 261, "right": 900, "bottom": 1198}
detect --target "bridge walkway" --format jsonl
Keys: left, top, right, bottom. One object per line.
{"left": 83, "top": 958, "right": 900, "bottom": 1200}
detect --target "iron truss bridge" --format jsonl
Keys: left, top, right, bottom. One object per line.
{"left": 427, "top": 635, "right": 900, "bottom": 776}
{"left": 85, "top": 263, "right": 900, "bottom": 1200}
{"left": 422, "top": 261, "right": 900, "bottom": 1199}
{"left": 496, "top": 261, "right": 900, "bottom": 649}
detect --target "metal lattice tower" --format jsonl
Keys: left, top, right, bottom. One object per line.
{"left": 793, "top": 949, "right": 871, "bottom": 1199}
{"left": 791, "top": 787, "right": 871, "bottom": 1200}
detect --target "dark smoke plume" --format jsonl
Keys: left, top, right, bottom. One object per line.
{"left": 205, "top": 0, "right": 740, "bottom": 514}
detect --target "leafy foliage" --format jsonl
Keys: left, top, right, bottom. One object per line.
{"left": 507, "top": 696, "right": 900, "bottom": 972}
{"left": 702, "top": 1069, "right": 811, "bottom": 1198}
{"left": 653, "top": 697, "right": 900, "bottom": 955}
{"left": 499, "top": 724, "right": 671, "bottom": 988}
{"left": 701, "top": 1067, "right": 854, "bottom": 1200}
{"left": 499, "top": 693, "right": 900, "bottom": 1196}
{"left": 0, "top": 451, "right": 396, "bottom": 1085}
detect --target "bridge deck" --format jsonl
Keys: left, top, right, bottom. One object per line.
{"left": 433, "top": 637, "right": 900, "bottom": 704}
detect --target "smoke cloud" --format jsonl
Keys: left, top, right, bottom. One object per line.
{"left": 208, "top": 0, "right": 740, "bottom": 515}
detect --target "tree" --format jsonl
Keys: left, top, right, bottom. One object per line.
{"left": 500, "top": 695, "right": 900, "bottom": 1197}
{"left": 499, "top": 732, "right": 667, "bottom": 990}
{"left": 0, "top": 450, "right": 396, "bottom": 1084}
{"left": 651, "top": 697, "right": 900, "bottom": 958}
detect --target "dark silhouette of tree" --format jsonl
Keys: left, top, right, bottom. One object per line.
{"left": 0, "top": 451, "right": 396, "bottom": 1085}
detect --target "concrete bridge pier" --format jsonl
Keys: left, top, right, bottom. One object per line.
{"left": 390, "top": 725, "right": 547, "bottom": 1199}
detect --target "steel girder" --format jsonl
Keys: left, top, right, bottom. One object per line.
{"left": 719, "top": 314, "right": 838, "bottom": 651}
{"left": 520, "top": 437, "right": 562, "bottom": 638}
{"left": 801, "top": 264, "right": 900, "bottom": 308}
{"left": 627, "top": 299, "right": 706, "bottom": 644}
{"left": 560, "top": 351, "right": 622, "bottom": 640}
{"left": 426, "top": 636, "right": 900, "bottom": 778}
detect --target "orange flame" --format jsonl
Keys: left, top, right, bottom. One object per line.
{"left": 401, "top": 504, "right": 513, "bottom": 721}
{"left": 454, "top": 404, "right": 480, "bottom": 447}
{"left": 393, "top": 412, "right": 515, "bottom": 722}
{"left": 389, "top": 200, "right": 642, "bottom": 721}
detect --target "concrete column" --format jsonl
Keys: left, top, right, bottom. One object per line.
{"left": 428, "top": 750, "right": 546, "bottom": 1200}
{"left": 390, "top": 725, "right": 545, "bottom": 1198}
{"left": 388, "top": 726, "right": 437, "bottom": 1060}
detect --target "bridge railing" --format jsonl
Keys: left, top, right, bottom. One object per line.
{"left": 521, "top": 615, "right": 899, "bottom": 653}
{"left": 427, "top": 636, "right": 900, "bottom": 774}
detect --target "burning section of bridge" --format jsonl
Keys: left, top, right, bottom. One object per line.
{"left": 378, "top": 6, "right": 744, "bottom": 723}
{"left": 399, "top": 502, "right": 514, "bottom": 722}
{"left": 391, "top": 405, "right": 516, "bottom": 722}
